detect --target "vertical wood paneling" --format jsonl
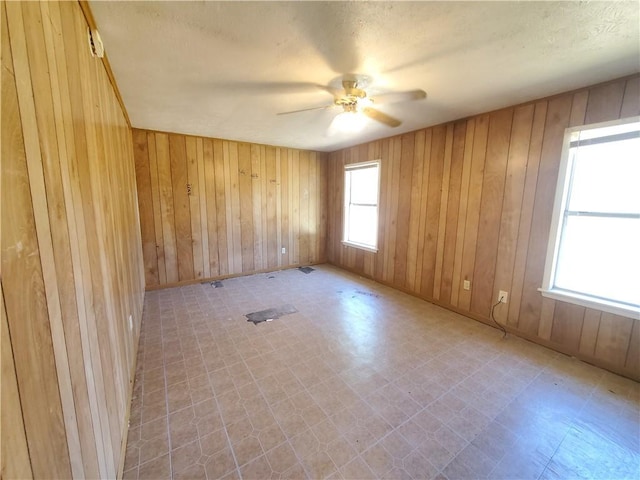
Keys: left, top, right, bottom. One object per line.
{"left": 406, "top": 132, "right": 425, "bottom": 291}
{"left": 38, "top": 3, "right": 104, "bottom": 474}
{"left": 229, "top": 142, "right": 243, "bottom": 273}
{"left": 414, "top": 131, "right": 432, "bottom": 293}
{"left": 156, "top": 133, "right": 178, "bottom": 283}
{"left": 393, "top": 134, "right": 414, "bottom": 288}
{"left": 450, "top": 121, "right": 474, "bottom": 307}
{"left": 620, "top": 76, "right": 640, "bottom": 118}
{"left": 238, "top": 143, "right": 254, "bottom": 271}
{"left": 1, "top": 286, "right": 33, "bottom": 479}
{"left": 470, "top": 109, "right": 513, "bottom": 316}
{"left": 318, "top": 152, "right": 329, "bottom": 265}
{"left": 507, "top": 101, "right": 547, "bottom": 327}
{"left": 518, "top": 95, "right": 573, "bottom": 334}
{"left": 260, "top": 146, "right": 269, "bottom": 266}
{"left": 433, "top": 125, "right": 454, "bottom": 300}
{"left": 439, "top": 122, "right": 466, "bottom": 304}
{"left": 309, "top": 152, "right": 318, "bottom": 265}
{"left": 186, "top": 136, "right": 203, "bottom": 278}
{"left": 60, "top": 4, "right": 117, "bottom": 473}
{"left": 594, "top": 314, "right": 634, "bottom": 367}
{"left": 491, "top": 104, "right": 534, "bottom": 325}
{"left": 169, "top": 134, "right": 194, "bottom": 281}
{"left": 266, "top": 147, "right": 278, "bottom": 267}
{"left": 299, "top": 150, "right": 310, "bottom": 265}
{"left": 2, "top": 1, "right": 145, "bottom": 477}
{"left": 2, "top": 5, "right": 71, "bottom": 472}
{"left": 419, "top": 127, "right": 446, "bottom": 298}
{"left": 276, "top": 149, "right": 284, "bottom": 266}
{"left": 134, "top": 130, "right": 158, "bottom": 286}
{"left": 584, "top": 81, "right": 627, "bottom": 124}
{"left": 197, "top": 137, "right": 211, "bottom": 278}
{"left": 5, "top": 2, "right": 76, "bottom": 475}
{"left": 251, "top": 145, "right": 264, "bottom": 269}
{"left": 147, "top": 133, "right": 166, "bottom": 284}
{"left": 625, "top": 320, "right": 640, "bottom": 373}
{"left": 457, "top": 116, "right": 489, "bottom": 310}
{"left": 134, "top": 130, "right": 328, "bottom": 288}
{"left": 291, "top": 150, "right": 300, "bottom": 265}
{"left": 211, "top": 139, "right": 225, "bottom": 275}
{"left": 280, "top": 149, "right": 291, "bottom": 266}
{"left": 579, "top": 309, "right": 602, "bottom": 357}
{"left": 550, "top": 302, "right": 586, "bottom": 351}
{"left": 385, "top": 139, "right": 402, "bottom": 283}
{"left": 326, "top": 75, "right": 639, "bottom": 381}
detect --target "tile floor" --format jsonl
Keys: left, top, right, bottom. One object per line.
{"left": 123, "top": 265, "right": 640, "bottom": 479}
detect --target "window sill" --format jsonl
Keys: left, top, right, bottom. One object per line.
{"left": 539, "top": 288, "right": 639, "bottom": 320}
{"left": 342, "top": 241, "right": 378, "bottom": 253}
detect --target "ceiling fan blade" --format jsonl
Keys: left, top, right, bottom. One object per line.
{"left": 362, "top": 107, "right": 402, "bottom": 127}
{"left": 277, "top": 104, "right": 334, "bottom": 115}
{"left": 370, "top": 89, "right": 427, "bottom": 105}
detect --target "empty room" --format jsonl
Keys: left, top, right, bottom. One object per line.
{"left": 2, "top": 1, "right": 639, "bottom": 479}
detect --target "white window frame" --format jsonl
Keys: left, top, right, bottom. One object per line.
{"left": 540, "top": 116, "right": 640, "bottom": 319}
{"left": 342, "top": 160, "right": 381, "bottom": 252}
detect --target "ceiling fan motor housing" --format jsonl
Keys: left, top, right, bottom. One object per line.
{"left": 335, "top": 79, "right": 367, "bottom": 112}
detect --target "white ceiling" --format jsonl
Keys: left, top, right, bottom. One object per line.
{"left": 89, "top": 1, "right": 639, "bottom": 152}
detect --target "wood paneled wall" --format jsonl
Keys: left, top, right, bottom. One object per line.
{"left": 133, "top": 129, "right": 328, "bottom": 288}
{"left": 1, "top": 1, "right": 144, "bottom": 478}
{"left": 327, "top": 75, "right": 640, "bottom": 380}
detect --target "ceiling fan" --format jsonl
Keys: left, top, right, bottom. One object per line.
{"left": 277, "top": 74, "right": 427, "bottom": 128}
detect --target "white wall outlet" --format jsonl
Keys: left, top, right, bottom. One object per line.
{"left": 128, "top": 314, "right": 133, "bottom": 331}
{"left": 281, "top": 247, "right": 286, "bottom": 254}
{"left": 463, "top": 280, "right": 471, "bottom": 290}
{"left": 498, "top": 291, "right": 508, "bottom": 304}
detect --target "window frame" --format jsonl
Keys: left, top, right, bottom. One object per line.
{"left": 540, "top": 116, "right": 640, "bottom": 319}
{"left": 342, "top": 160, "right": 381, "bottom": 253}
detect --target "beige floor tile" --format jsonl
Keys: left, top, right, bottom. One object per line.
{"left": 325, "top": 435, "right": 358, "bottom": 469}
{"left": 204, "top": 446, "right": 237, "bottom": 479}
{"left": 138, "top": 431, "right": 169, "bottom": 465}
{"left": 239, "top": 454, "right": 274, "bottom": 479}
{"left": 170, "top": 438, "right": 202, "bottom": 474}
{"left": 280, "top": 461, "right": 308, "bottom": 479}
{"left": 340, "top": 456, "right": 377, "bottom": 478}
{"left": 300, "top": 450, "right": 338, "bottom": 479}
{"left": 232, "top": 435, "right": 264, "bottom": 467}
{"left": 264, "top": 441, "right": 298, "bottom": 474}
{"left": 123, "top": 265, "right": 639, "bottom": 479}
{"left": 138, "top": 453, "right": 170, "bottom": 480}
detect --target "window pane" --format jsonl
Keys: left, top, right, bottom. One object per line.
{"left": 568, "top": 137, "right": 640, "bottom": 214}
{"left": 555, "top": 216, "right": 640, "bottom": 306}
{"left": 349, "top": 166, "right": 379, "bottom": 204}
{"left": 347, "top": 205, "right": 377, "bottom": 247}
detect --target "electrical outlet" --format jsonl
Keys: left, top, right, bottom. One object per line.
{"left": 281, "top": 247, "right": 286, "bottom": 254}
{"left": 463, "top": 280, "right": 471, "bottom": 291}
{"left": 498, "top": 290, "right": 508, "bottom": 304}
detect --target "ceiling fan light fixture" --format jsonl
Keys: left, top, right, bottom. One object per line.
{"left": 331, "top": 110, "right": 367, "bottom": 133}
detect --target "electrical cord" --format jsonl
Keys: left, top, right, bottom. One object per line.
{"left": 490, "top": 296, "right": 507, "bottom": 338}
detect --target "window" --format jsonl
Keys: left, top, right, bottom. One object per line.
{"left": 541, "top": 117, "right": 640, "bottom": 318}
{"left": 343, "top": 160, "right": 380, "bottom": 252}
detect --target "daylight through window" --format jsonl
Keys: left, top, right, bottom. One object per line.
{"left": 343, "top": 161, "right": 380, "bottom": 251}
{"left": 541, "top": 117, "right": 640, "bottom": 318}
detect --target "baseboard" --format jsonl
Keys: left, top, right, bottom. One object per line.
{"left": 144, "top": 261, "right": 327, "bottom": 291}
